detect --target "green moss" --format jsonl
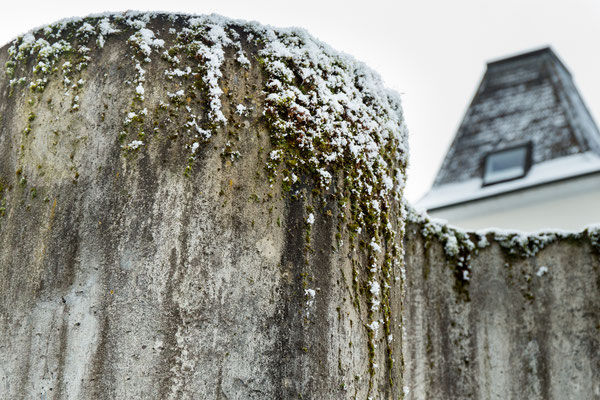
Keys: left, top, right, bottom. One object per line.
{"left": 221, "top": 142, "right": 241, "bottom": 162}
{"left": 5, "top": 17, "right": 408, "bottom": 395}
{"left": 588, "top": 228, "right": 600, "bottom": 253}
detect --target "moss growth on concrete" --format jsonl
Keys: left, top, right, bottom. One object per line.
{"left": 2, "top": 12, "right": 409, "bottom": 398}
{"left": 407, "top": 202, "right": 600, "bottom": 304}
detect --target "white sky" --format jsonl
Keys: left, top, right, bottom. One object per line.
{"left": 2, "top": 1, "right": 599, "bottom": 202}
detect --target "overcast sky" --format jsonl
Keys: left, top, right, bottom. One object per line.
{"left": 1, "top": 1, "right": 599, "bottom": 202}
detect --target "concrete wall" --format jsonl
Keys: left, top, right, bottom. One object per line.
{"left": 0, "top": 12, "right": 406, "bottom": 400}
{"left": 0, "top": 11, "right": 598, "bottom": 400}
{"left": 403, "top": 218, "right": 600, "bottom": 399}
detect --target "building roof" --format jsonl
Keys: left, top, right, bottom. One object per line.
{"left": 419, "top": 47, "right": 600, "bottom": 209}
{"left": 419, "top": 151, "right": 600, "bottom": 210}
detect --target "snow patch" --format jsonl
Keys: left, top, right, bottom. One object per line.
{"left": 536, "top": 266, "right": 548, "bottom": 277}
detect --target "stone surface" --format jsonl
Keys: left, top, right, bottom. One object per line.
{"left": 0, "top": 12, "right": 406, "bottom": 400}
{"left": 1, "top": 11, "right": 599, "bottom": 400}
{"left": 403, "top": 220, "right": 600, "bottom": 399}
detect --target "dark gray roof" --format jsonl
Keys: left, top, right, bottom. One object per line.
{"left": 433, "top": 47, "right": 600, "bottom": 187}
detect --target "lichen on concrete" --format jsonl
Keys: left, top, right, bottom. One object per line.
{"left": 403, "top": 203, "right": 600, "bottom": 399}
{"left": 0, "top": 11, "right": 407, "bottom": 399}
{"left": 3, "top": 11, "right": 596, "bottom": 400}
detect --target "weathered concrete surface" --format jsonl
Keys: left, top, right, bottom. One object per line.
{"left": 2, "top": 11, "right": 599, "bottom": 400}
{"left": 403, "top": 221, "right": 600, "bottom": 399}
{"left": 0, "top": 12, "right": 406, "bottom": 400}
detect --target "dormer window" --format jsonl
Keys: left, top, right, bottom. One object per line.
{"left": 483, "top": 143, "right": 532, "bottom": 186}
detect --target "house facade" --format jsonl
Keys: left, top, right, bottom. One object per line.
{"left": 418, "top": 47, "right": 600, "bottom": 231}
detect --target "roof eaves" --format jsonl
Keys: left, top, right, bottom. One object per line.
{"left": 427, "top": 168, "right": 600, "bottom": 212}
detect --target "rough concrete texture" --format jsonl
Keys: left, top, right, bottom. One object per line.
{"left": 0, "top": 12, "right": 407, "bottom": 400}
{"left": 2, "top": 11, "right": 599, "bottom": 400}
{"left": 403, "top": 220, "right": 600, "bottom": 399}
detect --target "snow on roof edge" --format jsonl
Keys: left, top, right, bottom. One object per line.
{"left": 418, "top": 152, "right": 600, "bottom": 210}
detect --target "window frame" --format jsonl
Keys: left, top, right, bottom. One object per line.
{"left": 481, "top": 142, "right": 533, "bottom": 186}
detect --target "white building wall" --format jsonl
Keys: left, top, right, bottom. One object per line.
{"left": 427, "top": 173, "right": 600, "bottom": 232}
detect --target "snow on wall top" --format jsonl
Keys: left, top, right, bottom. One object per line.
{"left": 432, "top": 47, "right": 600, "bottom": 188}
{"left": 2, "top": 11, "right": 408, "bottom": 209}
